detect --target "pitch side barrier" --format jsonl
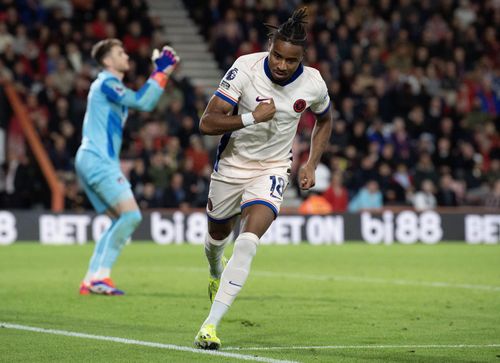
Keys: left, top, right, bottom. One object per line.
{"left": 0, "top": 209, "right": 498, "bottom": 245}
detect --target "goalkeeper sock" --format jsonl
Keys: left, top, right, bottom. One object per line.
{"left": 205, "top": 232, "right": 232, "bottom": 278}
{"left": 83, "top": 218, "right": 118, "bottom": 284}
{"left": 98, "top": 210, "right": 142, "bottom": 270}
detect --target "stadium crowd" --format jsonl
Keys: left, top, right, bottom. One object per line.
{"left": 1, "top": 0, "right": 500, "bottom": 212}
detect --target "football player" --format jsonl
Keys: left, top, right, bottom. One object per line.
{"left": 76, "top": 39, "right": 179, "bottom": 295}
{"left": 194, "top": 8, "right": 333, "bottom": 349}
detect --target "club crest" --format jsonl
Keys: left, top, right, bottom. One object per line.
{"left": 293, "top": 99, "right": 306, "bottom": 113}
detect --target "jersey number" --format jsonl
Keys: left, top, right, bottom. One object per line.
{"left": 269, "top": 176, "right": 286, "bottom": 198}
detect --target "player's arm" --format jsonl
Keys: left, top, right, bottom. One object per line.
{"left": 299, "top": 107, "right": 333, "bottom": 190}
{"left": 199, "top": 95, "right": 275, "bottom": 135}
{"left": 101, "top": 46, "right": 179, "bottom": 112}
{"left": 101, "top": 78, "right": 164, "bottom": 112}
{"left": 200, "top": 57, "right": 275, "bottom": 135}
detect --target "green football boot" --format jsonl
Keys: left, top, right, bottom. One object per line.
{"left": 208, "top": 256, "right": 227, "bottom": 303}
{"left": 194, "top": 324, "right": 221, "bottom": 350}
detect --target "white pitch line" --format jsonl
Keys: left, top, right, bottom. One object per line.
{"left": 176, "top": 267, "right": 500, "bottom": 292}
{"left": 255, "top": 270, "right": 500, "bottom": 292}
{"left": 224, "top": 343, "right": 500, "bottom": 351}
{"left": 0, "top": 322, "right": 298, "bottom": 363}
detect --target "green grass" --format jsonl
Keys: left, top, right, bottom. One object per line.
{"left": 0, "top": 243, "right": 499, "bottom": 362}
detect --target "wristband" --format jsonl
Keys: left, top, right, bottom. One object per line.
{"left": 241, "top": 112, "right": 255, "bottom": 127}
{"left": 151, "top": 71, "right": 168, "bottom": 88}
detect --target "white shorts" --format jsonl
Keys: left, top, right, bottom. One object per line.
{"left": 206, "top": 168, "right": 290, "bottom": 223}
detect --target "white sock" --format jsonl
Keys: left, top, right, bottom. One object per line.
{"left": 205, "top": 232, "right": 232, "bottom": 278}
{"left": 202, "top": 301, "right": 230, "bottom": 327}
{"left": 204, "top": 232, "right": 259, "bottom": 328}
{"left": 94, "top": 267, "right": 111, "bottom": 280}
{"left": 83, "top": 271, "right": 95, "bottom": 284}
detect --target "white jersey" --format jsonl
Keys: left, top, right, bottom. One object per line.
{"left": 213, "top": 52, "right": 331, "bottom": 179}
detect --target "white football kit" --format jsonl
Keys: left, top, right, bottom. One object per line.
{"left": 207, "top": 52, "right": 331, "bottom": 222}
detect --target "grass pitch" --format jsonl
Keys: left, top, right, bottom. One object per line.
{"left": 0, "top": 242, "right": 499, "bottom": 362}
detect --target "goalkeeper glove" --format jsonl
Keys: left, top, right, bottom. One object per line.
{"left": 151, "top": 45, "right": 180, "bottom": 76}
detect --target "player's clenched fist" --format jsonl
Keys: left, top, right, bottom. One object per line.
{"left": 298, "top": 163, "right": 316, "bottom": 190}
{"left": 151, "top": 45, "right": 180, "bottom": 75}
{"left": 253, "top": 98, "right": 276, "bottom": 123}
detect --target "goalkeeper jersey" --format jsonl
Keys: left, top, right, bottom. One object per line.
{"left": 78, "top": 70, "right": 163, "bottom": 163}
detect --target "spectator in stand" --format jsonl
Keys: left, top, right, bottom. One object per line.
{"left": 389, "top": 117, "right": 411, "bottom": 162}
{"left": 436, "top": 173, "right": 458, "bottom": 207}
{"left": 2, "top": 0, "right": 500, "bottom": 212}
{"left": 123, "top": 21, "right": 150, "bottom": 54}
{"left": 433, "top": 137, "right": 454, "bottom": 173}
{"left": 137, "top": 182, "right": 162, "bottom": 209}
{"left": 63, "top": 175, "right": 87, "bottom": 211}
{"left": 347, "top": 154, "right": 378, "bottom": 192}
{"left": 413, "top": 152, "right": 439, "bottom": 190}
{"left": 163, "top": 171, "right": 189, "bottom": 210}
{"left": 49, "top": 135, "right": 72, "bottom": 172}
{"left": 412, "top": 179, "right": 437, "bottom": 211}
{"left": 322, "top": 171, "right": 348, "bottom": 212}
{"left": 177, "top": 115, "right": 198, "bottom": 149}
{"left": 148, "top": 151, "right": 172, "bottom": 195}
{"left": 129, "top": 158, "right": 148, "bottom": 196}
{"left": 484, "top": 179, "right": 500, "bottom": 209}
{"left": 348, "top": 179, "right": 383, "bottom": 213}
{"left": 185, "top": 134, "right": 209, "bottom": 175}
{"left": 484, "top": 158, "right": 500, "bottom": 187}
{"left": 299, "top": 191, "right": 333, "bottom": 215}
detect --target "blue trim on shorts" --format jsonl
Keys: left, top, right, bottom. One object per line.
{"left": 241, "top": 200, "right": 278, "bottom": 218}
{"left": 207, "top": 213, "right": 239, "bottom": 224}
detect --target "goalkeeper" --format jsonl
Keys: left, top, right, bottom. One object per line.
{"left": 75, "top": 38, "right": 179, "bottom": 295}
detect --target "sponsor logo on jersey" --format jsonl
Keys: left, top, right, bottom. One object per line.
{"left": 225, "top": 67, "right": 238, "bottom": 80}
{"left": 117, "top": 177, "right": 125, "bottom": 184}
{"left": 220, "top": 80, "right": 231, "bottom": 90}
{"left": 114, "top": 85, "right": 125, "bottom": 95}
{"left": 293, "top": 99, "right": 306, "bottom": 113}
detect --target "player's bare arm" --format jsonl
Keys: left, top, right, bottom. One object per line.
{"left": 299, "top": 109, "right": 333, "bottom": 190}
{"left": 199, "top": 96, "right": 276, "bottom": 135}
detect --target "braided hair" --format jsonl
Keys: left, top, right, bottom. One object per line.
{"left": 267, "top": 7, "right": 308, "bottom": 47}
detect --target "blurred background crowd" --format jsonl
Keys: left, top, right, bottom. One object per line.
{"left": 0, "top": 0, "right": 499, "bottom": 213}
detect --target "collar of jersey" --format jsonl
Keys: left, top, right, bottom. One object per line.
{"left": 264, "top": 56, "right": 303, "bottom": 87}
{"left": 100, "top": 70, "right": 120, "bottom": 81}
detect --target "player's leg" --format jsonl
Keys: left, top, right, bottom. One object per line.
{"left": 205, "top": 217, "right": 236, "bottom": 302}
{"left": 195, "top": 171, "right": 288, "bottom": 349}
{"left": 207, "top": 205, "right": 274, "bottom": 319}
{"left": 203, "top": 178, "right": 242, "bottom": 301}
{"left": 81, "top": 208, "right": 118, "bottom": 289}
{"left": 195, "top": 177, "right": 242, "bottom": 349}
{"left": 76, "top": 151, "right": 141, "bottom": 295}
{"left": 76, "top": 158, "right": 118, "bottom": 295}
{"left": 90, "top": 197, "right": 142, "bottom": 288}
{"left": 195, "top": 205, "right": 274, "bottom": 349}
